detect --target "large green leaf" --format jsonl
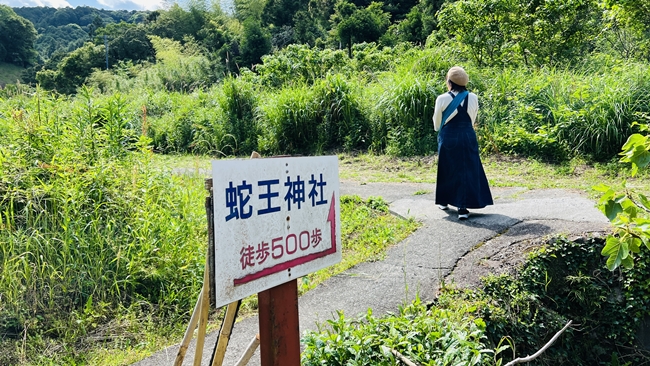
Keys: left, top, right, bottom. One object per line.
{"left": 602, "top": 236, "right": 627, "bottom": 270}
{"left": 602, "top": 200, "right": 623, "bottom": 222}
{"left": 619, "top": 134, "right": 650, "bottom": 176}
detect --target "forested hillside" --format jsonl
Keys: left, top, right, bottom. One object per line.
{"left": 4, "top": 0, "right": 647, "bottom": 93}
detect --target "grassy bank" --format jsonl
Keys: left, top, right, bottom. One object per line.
{"left": 0, "top": 133, "right": 418, "bottom": 365}
{"left": 154, "top": 152, "right": 649, "bottom": 193}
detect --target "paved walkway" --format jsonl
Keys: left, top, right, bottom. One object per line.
{"left": 135, "top": 182, "right": 609, "bottom": 366}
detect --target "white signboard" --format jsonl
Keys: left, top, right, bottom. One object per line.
{"left": 211, "top": 156, "right": 341, "bottom": 308}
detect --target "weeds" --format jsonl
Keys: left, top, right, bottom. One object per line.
{"left": 0, "top": 88, "right": 418, "bottom": 363}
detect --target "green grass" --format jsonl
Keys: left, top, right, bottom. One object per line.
{"left": 154, "top": 152, "right": 649, "bottom": 194}
{"left": 4, "top": 147, "right": 649, "bottom": 365}
{"left": 0, "top": 141, "right": 420, "bottom": 365}
{"left": 0, "top": 62, "right": 24, "bottom": 86}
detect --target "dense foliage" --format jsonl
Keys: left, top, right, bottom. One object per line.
{"left": 302, "top": 235, "right": 650, "bottom": 365}
{"left": 0, "top": 87, "right": 207, "bottom": 364}
{"left": 72, "top": 42, "right": 650, "bottom": 162}
{"left": 595, "top": 120, "right": 650, "bottom": 283}
{"left": 481, "top": 236, "right": 647, "bottom": 365}
{"left": 0, "top": 5, "right": 38, "bottom": 67}
{"left": 0, "top": 85, "right": 417, "bottom": 364}
{"left": 6, "top": 0, "right": 650, "bottom": 93}
{"left": 13, "top": 5, "right": 147, "bottom": 61}
{"left": 302, "top": 301, "right": 492, "bottom": 365}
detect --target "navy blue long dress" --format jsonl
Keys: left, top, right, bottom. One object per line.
{"left": 436, "top": 92, "right": 493, "bottom": 209}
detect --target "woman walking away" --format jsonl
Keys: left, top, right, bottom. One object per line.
{"left": 433, "top": 66, "right": 493, "bottom": 220}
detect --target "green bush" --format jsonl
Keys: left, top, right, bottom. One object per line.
{"left": 483, "top": 124, "right": 570, "bottom": 162}
{"left": 480, "top": 236, "right": 647, "bottom": 365}
{"left": 258, "top": 83, "right": 319, "bottom": 154}
{"left": 302, "top": 299, "right": 492, "bottom": 366}
{"left": 219, "top": 77, "right": 259, "bottom": 156}
{"left": 255, "top": 44, "right": 350, "bottom": 88}
{"left": 476, "top": 64, "right": 650, "bottom": 162}
{"left": 0, "top": 90, "right": 206, "bottom": 364}
{"left": 312, "top": 75, "right": 369, "bottom": 151}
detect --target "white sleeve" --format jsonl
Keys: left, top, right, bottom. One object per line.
{"left": 468, "top": 93, "right": 479, "bottom": 124}
{"left": 433, "top": 94, "right": 451, "bottom": 131}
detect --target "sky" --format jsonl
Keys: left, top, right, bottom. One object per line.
{"left": 0, "top": 0, "right": 168, "bottom": 11}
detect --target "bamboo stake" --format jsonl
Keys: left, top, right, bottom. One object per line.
{"left": 391, "top": 349, "right": 421, "bottom": 366}
{"left": 234, "top": 334, "right": 261, "bottom": 366}
{"left": 174, "top": 289, "right": 204, "bottom": 366}
{"left": 210, "top": 301, "right": 240, "bottom": 366}
{"left": 504, "top": 320, "right": 573, "bottom": 366}
{"left": 193, "top": 257, "right": 211, "bottom": 366}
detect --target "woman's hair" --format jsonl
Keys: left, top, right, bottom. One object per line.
{"left": 448, "top": 80, "right": 468, "bottom": 92}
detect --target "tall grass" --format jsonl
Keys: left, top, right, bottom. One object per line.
{"left": 371, "top": 72, "right": 440, "bottom": 156}
{"left": 475, "top": 63, "right": 650, "bottom": 161}
{"left": 79, "top": 41, "right": 650, "bottom": 163}
{"left": 0, "top": 86, "right": 421, "bottom": 364}
{"left": 0, "top": 90, "right": 206, "bottom": 364}
{"left": 259, "top": 75, "right": 368, "bottom": 155}
{"left": 219, "top": 76, "right": 259, "bottom": 155}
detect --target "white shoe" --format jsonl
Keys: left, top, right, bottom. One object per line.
{"left": 458, "top": 208, "right": 470, "bottom": 220}
{"left": 437, "top": 204, "right": 448, "bottom": 210}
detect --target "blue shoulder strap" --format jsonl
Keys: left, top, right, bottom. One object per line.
{"left": 440, "top": 91, "right": 468, "bottom": 128}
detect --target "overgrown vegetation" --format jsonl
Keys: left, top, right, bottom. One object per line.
{"left": 303, "top": 235, "right": 650, "bottom": 365}
{"left": 302, "top": 299, "right": 492, "bottom": 365}
{"left": 0, "top": 88, "right": 416, "bottom": 364}
{"left": 50, "top": 43, "right": 646, "bottom": 163}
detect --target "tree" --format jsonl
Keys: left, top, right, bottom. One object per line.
{"left": 87, "top": 15, "right": 105, "bottom": 38}
{"left": 293, "top": 10, "right": 326, "bottom": 45}
{"left": 262, "top": 0, "right": 309, "bottom": 27}
{"left": 605, "top": 0, "right": 650, "bottom": 29}
{"left": 97, "top": 22, "right": 155, "bottom": 65}
{"left": 36, "top": 42, "right": 105, "bottom": 93}
{"left": 51, "top": 7, "right": 78, "bottom": 26}
{"left": 34, "top": 24, "right": 89, "bottom": 61}
{"left": 437, "top": 0, "right": 521, "bottom": 66}
{"left": 0, "top": 5, "right": 38, "bottom": 67}
{"left": 396, "top": 0, "right": 445, "bottom": 44}
{"left": 234, "top": 0, "right": 266, "bottom": 22}
{"left": 381, "top": 0, "right": 418, "bottom": 21}
{"left": 602, "top": 0, "right": 650, "bottom": 60}
{"left": 239, "top": 18, "right": 271, "bottom": 68}
{"left": 516, "top": 0, "right": 601, "bottom": 66}
{"left": 148, "top": 3, "right": 208, "bottom": 42}
{"left": 330, "top": 0, "right": 391, "bottom": 57}
{"left": 437, "top": 0, "right": 601, "bottom": 67}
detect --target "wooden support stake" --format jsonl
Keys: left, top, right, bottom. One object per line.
{"left": 210, "top": 300, "right": 241, "bottom": 366}
{"left": 258, "top": 279, "right": 301, "bottom": 366}
{"left": 193, "top": 252, "right": 211, "bottom": 365}
{"left": 174, "top": 288, "right": 204, "bottom": 366}
{"left": 174, "top": 179, "right": 216, "bottom": 366}
{"left": 234, "top": 334, "right": 261, "bottom": 366}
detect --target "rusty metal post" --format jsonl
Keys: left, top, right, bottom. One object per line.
{"left": 258, "top": 279, "right": 300, "bottom": 366}
{"left": 205, "top": 178, "right": 216, "bottom": 308}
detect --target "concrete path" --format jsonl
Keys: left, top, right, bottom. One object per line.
{"left": 134, "top": 182, "right": 609, "bottom": 366}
